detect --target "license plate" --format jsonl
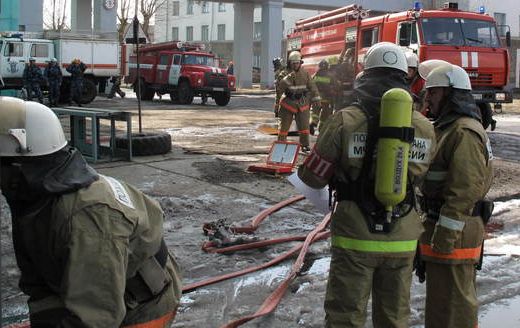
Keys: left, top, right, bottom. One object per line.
{"left": 213, "top": 87, "right": 224, "bottom": 91}
{"left": 472, "top": 94, "right": 483, "bottom": 100}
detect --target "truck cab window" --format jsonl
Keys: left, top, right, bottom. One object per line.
{"left": 398, "top": 22, "right": 419, "bottom": 46}
{"left": 361, "top": 27, "right": 379, "bottom": 48}
{"left": 30, "top": 44, "right": 49, "bottom": 58}
{"left": 173, "top": 55, "right": 181, "bottom": 65}
{"left": 5, "top": 42, "right": 23, "bottom": 57}
{"left": 159, "top": 55, "right": 170, "bottom": 65}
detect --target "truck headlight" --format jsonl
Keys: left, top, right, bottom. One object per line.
{"left": 495, "top": 93, "right": 506, "bottom": 101}
{"left": 197, "top": 78, "right": 202, "bottom": 85}
{"left": 230, "top": 81, "right": 235, "bottom": 87}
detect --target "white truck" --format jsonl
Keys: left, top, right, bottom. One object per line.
{"left": 0, "top": 32, "right": 120, "bottom": 104}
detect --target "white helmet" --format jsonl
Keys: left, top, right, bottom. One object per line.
{"left": 288, "top": 51, "right": 302, "bottom": 63}
{"left": 405, "top": 52, "right": 419, "bottom": 68}
{"left": 51, "top": 57, "right": 57, "bottom": 62}
{"left": 363, "top": 42, "right": 408, "bottom": 74}
{"left": 0, "top": 97, "right": 68, "bottom": 157}
{"left": 424, "top": 64, "right": 472, "bottom": 91}
{"left": 418, "top": 59, "right": 451, "bottom": 80}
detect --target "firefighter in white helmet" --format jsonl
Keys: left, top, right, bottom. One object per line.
{"left": 417, "top": 62, "right": 493, "bottom": 328}
{"left": 0, "top": 97, "right": 181, "bottom": 327}
{"left": 405, "top": 52, "right": 425, "bottom": 105}
{"left": 275, "top": 50, "right": 321, "bottom": 152}
{"left": 297, "top": 42, "right": 436, "bottom": 327}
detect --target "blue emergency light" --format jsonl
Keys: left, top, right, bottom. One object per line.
{"left": 479, "top": 6, "right": 485, "bottom": 14}
{"left": 414, "top": 2, "right": 422, "bottom": 10}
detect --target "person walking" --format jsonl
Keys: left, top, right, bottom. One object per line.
{"left": 418, "top": 61, "right": 494, "bottom": 328}
{"left": 297, "top": 42, "right": 436, "bottom": 327}
{"left": 310, "top": 59, "right": 340, "bottom": 135}
{"left": 44, "top": 58, "right": 63, "bottom": 107}
{"left": 275, "top": 51, "right": 321, "bottom": 152}
{"left": 108, "top": 75, "right": 126, "bottom": 99}
{"left": 0, "top": 97, "right": 182, "bottom": 327}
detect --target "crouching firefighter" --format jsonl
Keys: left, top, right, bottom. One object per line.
{"left": 418, "top": 61, "right": 494, "bottom": 328}
{"left": 297, "top": 42, "right": 436, "bottom": 328}
{"left": 0, "top": 97, "right": 182, "bottom": 327}
{"left": 275, "top": 51, "right": 321, "bottom": 152}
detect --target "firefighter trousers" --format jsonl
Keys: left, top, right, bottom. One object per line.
{"left": 425, "top": 262, "right": 478, "bottom": 328}
{"left": 277, "top": 107, "right": 310, "bottom": 147}
{"left": 324, "top": 247, "right": 414, "bottom": 328}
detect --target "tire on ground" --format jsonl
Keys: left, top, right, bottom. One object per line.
{"left": 116, "top": 132, "right": 172, "bottom": 156}
{"left": 214, "top": 91, "right": 231, "bottom": 106}
{"left": 81, "top": 78, "right": 97, "bottom": 104}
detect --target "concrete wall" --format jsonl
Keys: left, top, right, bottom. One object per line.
{"left": 0, "top": 0, "right": 19, "bottom": 31}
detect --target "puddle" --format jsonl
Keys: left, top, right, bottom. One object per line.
{"left": 479, "top": 295, "right": 520, "bottom": 327}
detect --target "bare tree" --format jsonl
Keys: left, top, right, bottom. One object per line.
{"left": 118, "top": 0, "right": 133, "bottom": 43}
{"left": 43, "top": 0, "right": 68, "bottom": 31}
{"left": 140, "top": 0, "right": 167, "bottom": 41}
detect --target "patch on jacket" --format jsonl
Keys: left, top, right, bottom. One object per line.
{"left": 102, "top": 175, "right": 135, "bottom": 209}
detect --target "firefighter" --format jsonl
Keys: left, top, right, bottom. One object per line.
{"left": 297, "top": 42, "right": 436, "bottom": 327}
{"left": 44, "top": 58, "right": 63, "bottom": 107}
{"left": 405, "top": 52, "right": 425, "bottom": 112}
{"left": 66, "top": 58, "right": 87, "bottom": 106}
{"left": 107, "top": 75, "right": 126, "bottom": 99}
{"left": 23, "top": 57, "right": 44, "bottom": 103}
{"left": 335, "top": 47, "right": 356, "bottom": 108}
{"left": 273, "top": 57, "right": 288, "bottom": 117}
{"left": 275, "top": 51, "right": 321, "bottom": 152}
{"left": 310, "top": 59, "right": 340, "bottom": 135}
{"left": 0, "top": 97, "right": 182, "bottom": 327}
{"left": 418, "top": 62, "right": 493, "bottom": 328}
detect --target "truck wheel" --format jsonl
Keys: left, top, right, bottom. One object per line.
{"left": 214, "top": 91, "right": 231, "bottom": 106}
{"left": 81, "top": 79, "right": 97, "bottom": 104}
{"left": 115, "top": 132, "right": 172, "bottom": 156}
{"left": 178, "top": 81, "right": 194, "bottom": 104}
{"left": 169, "top": 91, "right": 179, "bottom": 103}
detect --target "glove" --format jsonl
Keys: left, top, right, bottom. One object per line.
{"left": 309, "top": 122, "right": 317, "bottom": 136}
{"left": 430, "top": 224, "right": 460, "bottom": 254}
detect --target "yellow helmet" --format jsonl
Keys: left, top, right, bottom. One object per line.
{"left": 288, "top": 51, "right": 302, "bottom": 63}
{"left": 327, "top": 56, "right": 339, "bottom": 65}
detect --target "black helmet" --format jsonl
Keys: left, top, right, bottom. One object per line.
{"left": 273, "top": 57, "right": 283, "bottom": 69}
{"left": 319, "top": 59, "right": 329, "bottom": 70}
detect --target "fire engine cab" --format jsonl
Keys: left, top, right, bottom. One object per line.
{"left": 125, "top": 42, "right": 236, "bottom": 106}
{"left": 287, "top": 2, "right": 512, "bottom": 110}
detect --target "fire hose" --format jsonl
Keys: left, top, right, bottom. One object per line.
{"left": 184, "top": 195, "right": 332, "bottom": 328}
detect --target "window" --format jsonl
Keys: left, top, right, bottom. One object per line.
{"left": 361, "top": 27, "right": 379, "bottom": 48}
{"left": 217, "top": 24, "right": 226, "bottom": 40}
{"left": 186, "top": 26, "right": 193, "bottom": 41}
{"left": 218, "top": 2, "right": 225, "bottom": 12}
{"left": 19, "top": 25, "right": 26, "bottom": 32}
{"left": 201, "top": 25, "right": 209, "bottom": 41}
{"left": 4, "top": 42, "right": 23, "bottom": 56}
{"left": 254, "top": 22, "right": 262, "bottom": 40}
{"left": 494, "top": 13, "right": 506, "bottom": 36}
{"left": 159, "top": 55, "right": 170, "bottom": 65}
{"left": 182, "top": 55, "right": 215, "bottom": 66}
{"left": 31, "top": 44, "right": 49, "bottom": 57}
{"left": 172, "top": 1, "right": 179, "bottom": 16}
{"left": 202, "top": 1, "right": 209, "bottom": 14}
{"left": 187, "top": 0, "right": 193, "bottom": 15}
{"left": 173, "top": 55, "right": 181, "bottom": 65}
{"left": 421, "top": 18, "right": 500, "bottom": 47}
{"left": 398, "top": 21, "right": 418, "bottom": 46}
{"left": 253, "top": 54, "right": 260, "bottom": 67}
{"left": 172, "top": 27, "right": 179, "bottom": 40}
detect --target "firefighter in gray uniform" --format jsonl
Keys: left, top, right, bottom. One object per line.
{"left": 23, "top": 57, "right": 44, "bottom": 103}
{"left": 0, "top": 97, "right": 182, "bottom": 327}
{"left": 298, "top": 43, "right": 436, "bottom": 327}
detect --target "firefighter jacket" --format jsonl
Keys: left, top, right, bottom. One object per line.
{"left": 276, "top": 68, "right": 321, "bottom": 113}
{"left": 298, "top": 106, "right": 436, "bottom": 257}
{"left": 312, "top": 68, "right": 339, "bottom": 102}
{"left": 44, "top": 64, "right": 63, "bottom": 84}
{"left": 420, "top": 111, "right": 493, "bottom": 264}
{"left": 3, "top": 148, "right": 181, "bottom": 327}
{"left": 23, "top": 64, "right": 43, "bottom": 84}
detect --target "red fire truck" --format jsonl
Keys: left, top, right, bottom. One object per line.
{"left": 287, "top": 2, "right": 512, "bottom": 111}
{"left": 125, "top": 42, "right": 236, "bottom": 106}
